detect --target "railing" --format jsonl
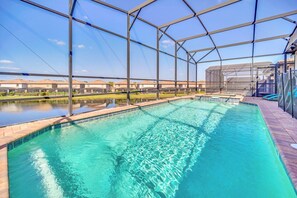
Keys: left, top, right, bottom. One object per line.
{"left": 256, "top": 82, "right": 276, "bottom": 97}
{"left": 278, "top": 69, "right": 297, "bottom": 119}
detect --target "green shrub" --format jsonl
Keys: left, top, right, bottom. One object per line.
{"left": 40, "top": 92, "right": 48, "bottom": 96}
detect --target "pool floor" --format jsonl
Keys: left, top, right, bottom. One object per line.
{"left": 8, "top": 100, "right": 296, "bottom": 197}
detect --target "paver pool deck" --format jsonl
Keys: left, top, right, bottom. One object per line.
{"left": 0, "top": 95, "right": 296, "bottom": 197}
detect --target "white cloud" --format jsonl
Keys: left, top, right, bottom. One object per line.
{"left": 0, "top": 59, "right": 14, "bottom": 64}
{"left": 0, "top": 66, "right": 20, "bottom": 70}
{"left": 161, "top": 39, "right": 174, "bottom": 49}
{"left": 75, "top": 69, "right": 88, "bottom": 73}
{"left": 77, "top": 44, "right": 85, "bottom": 49}
{"left": 48, "top": 39, "right": 66, "bottom": 46}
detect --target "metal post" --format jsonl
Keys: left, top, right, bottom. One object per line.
{"left": 68, "top": 0, "right": 73, "bottom": 116}
{"left": 127, "top": 14, "right": 131, "bottom": 104}
{"left": 250, "top": 60, "right": 254, "bottom": 96}
{"left": 156, "top": 28, "right": 160, "bottom": 99}
{"left": 187, "top": 53, "right": 189, "bottom": 95}
{"left": 281, "top": 73, "right": 286, "bottom": 111}
{"left": 274, "top": 63, "right": 278, "bottom": 94}
{"left": 219, "top": 60, "right": 222, "bottom": 93}
{"left": 284, "top": 53, "right": 287, "bottom": 73}
{"left": 289, "top": 68, "right": 294, "bottom": 117}
{"left": 255, "top": 58, "right": 259, "bottom": 97}
{"left": 295, "top": 51, "right": 297, "bottom": 72}
{"left": 175, "top": 42, "right": 177, "bottom": 96}
{"left": 195, "top": 63, "right": 198, "bottom": 92}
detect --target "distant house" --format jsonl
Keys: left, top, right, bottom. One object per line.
{"left": 114, "top": 81, "right": 137, "bottom": 92}
{"left": 177, "top": 81, "right": 204, "bottom": 90}
{"left": 28, "top": 79, "right": 58, "bottom": 91}
{"left": 177, "top": 81, "right": 187, "bottom": 89}
{"left": 158, "top": 81, "right": 205, "bottom": 91}
{"left": 278, "top": 58, "right": 295, "bottom": 72}
{"left": 85, "top": 80, "right": 110, "bottom": 93}
{"left": 0, "top": 79, "right": 29, "bottom": 91}
{"left": 197, "top": 81, "right": 206, "bottom": 91}
{"left": 137, "top": 80, "right": 156, "bottom": 90}
{"left": 54, "top": 80, "right": 86, "bottom": 93}
{"left": 159, "top": 81, "right": 175, "bottom": 89}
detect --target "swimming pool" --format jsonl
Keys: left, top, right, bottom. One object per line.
{"left": 8, "top": 99, "right": 296, "bottom": 197}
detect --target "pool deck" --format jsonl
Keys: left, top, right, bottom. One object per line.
{"left": 0, "top": 95, "right": 296, "bottom": 196}
{"left": 243, "top": 97, "right": 297, "bottom": 191}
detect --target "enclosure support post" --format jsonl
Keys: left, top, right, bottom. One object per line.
{"left": 156, "top": 28, "right": 160, "bottom": 99}
{"left": 175, "top": 42, "right": 178, "bottom": 96}
{"left": 195, "top": 63, "right": 198, "bottom": 92}
{"left": 187, "top": 53, "right": 189, "bottom": 95}
{"left": 274, "top": 63, "right": 278, "bottom": 94}
{"left": 281, "top": 73, "right": 286, "bottom": 111}
{"left": 290, "top": 68, "right": 294, "bottom": 118}
{"left": 219, "top": 60, "right": 222, "bottom": 94}
{"left": 127, "top": 14, "right": 131, "bottom": 104}
{"left": 68, "top": 0, "right": 73, "bottom": 116}
{"left": 284, "top": 53, "right": 287, "bottom": 73}
{"left": 250, "top": 62, "right": 253, "bottom": 96}
{"left": 254, "top": 57, "right": 259, "bottom": 97}
{"left": 295, "top": 51, "right": 297, "bottom": 72}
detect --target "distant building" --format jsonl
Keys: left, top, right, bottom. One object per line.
{"left": 0, "top": 79, "right": 29, "bottom": 89}
{"left": 85, "top": 80, "right": 110, "bottom": 93}
{"left": 277, "top": 58, "right": 295, "bottom": 72}
{"left": 28, "top": 79, "right": 58, "bottom": 90}
{"left": 205, "top": 62, "right": 273, "bottom": 95}
{"left": 159, "top": 81, "right": 175, "bottom": 89}
{"left": 114, "top": 81, "right": 137, "bottom": 92}
{"left": 0, "top": 78, "right": 205, "bottom": 94}
{"left": 138, "top": 81, "right": 157, "bottom": 90}
{"left": 0, "top": 79, "right": 108, "bottom": 93}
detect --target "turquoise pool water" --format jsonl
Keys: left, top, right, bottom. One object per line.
{"left": 8, "top": 100, "right": 296, "bottom": 197}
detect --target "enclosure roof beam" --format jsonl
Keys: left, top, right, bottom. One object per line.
{"left": 282, "top": 17, "right": 296, "bottom": 24}
{"left": 177, "top": 41, "right": 186, "bottom": 51}
{"left": 189, "top": 34, "right": 290, "bottom": 53}
{"left": 196, "top": 48, "right": 216, "bottom": 63}
{"left": 182, "top": 0, "right": 222, "bottom": 61}
{"left": 198, "top": 53, "right": 283, "bottom": 64}
{"left": 284, "top": 25, "right": 297, "bottom": 53}
{"left": 128, "top": 0, "right": 156, "bottom": 14}
{"left": 90, "top": 0, "right": 197, "bottom": 62}
{"left": 21, "top": 0, "right": 69, "bottom": 17}
{"left": 177, "top": 9, "right": 297, "bottom": 42}
{"left": 129, "top": 8, "right": 142, "bottom": 30}
{"left": 159, "top": 26, "right": 170, "bottom": 40}
{"left": 251, "top": 0, "right": 259, "bottom": 59}
{"left": 92, "top": 0, "right": 127, "bottom": 13}
{"left": 70, "top": 0, "right": 77, "bottom": 16}
{"left": 159, "top": 0, "right": 240, "bottom": 28}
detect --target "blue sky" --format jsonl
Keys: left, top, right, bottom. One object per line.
{"left": 0, "top": 0, "right": 296, "bottom": 81}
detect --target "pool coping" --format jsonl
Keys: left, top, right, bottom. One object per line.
{"left": 242, "top": 97, "right": 297, "bottom": 194}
